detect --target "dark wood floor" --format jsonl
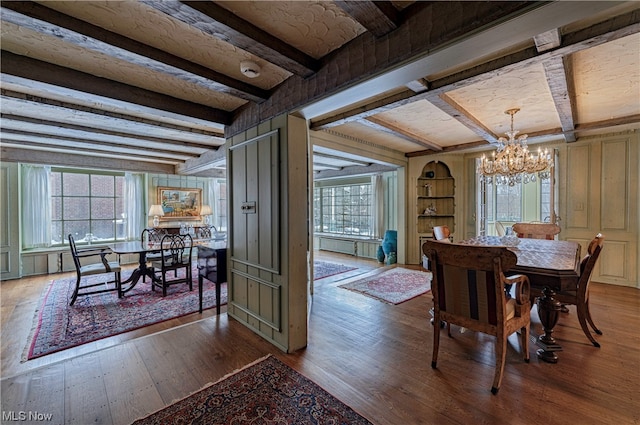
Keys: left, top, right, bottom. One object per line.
{"left": 2, "top": 251, "right": 639, "bottom": 424}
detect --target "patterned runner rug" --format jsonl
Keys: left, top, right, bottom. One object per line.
{"left": 339, "top": 267, "right": 432, "bottom": 304}
{"left": 314, "top": 260, "right": 357, "bottom": 280}
{"left": 133, "top": 355, "right": 373, "bottom": 425}
{"left": 24, "top": 266, "right": 226, "bottom": 361}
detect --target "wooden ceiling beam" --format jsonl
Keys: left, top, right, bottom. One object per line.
{"left": 142, "top": 0, "right": 319, "bottom": 77}
{"left": 542, "top": 56, "right": 577, "bottom": 143}
{"left": 335, "top": 1, "right": 399, "bottom": 37}
{"left": 1, "top": 113, "right": 221, "bottom": 150}
{"left": 1, "top": 146, "right": 177, "bottom": 173}
{"left": 1, "top": 2, "right": 269, "bottom": 103}
{"left": 0, "top": 88, "right": 224, "bottom": 138}
{"left": 427, "top": 93, "right": 499, "bottom": 145}
{"left": 430, "top": 10, "right": 640, "bottom": 93}
{"left": 309, "top": 9, "right": 639, "bottom": 133}
{"left": 363, "top": 116, "right": 442, "bottom": 151}
{"left": 0, "top": 128, "right": 204, "bottom": 160}
{"left": 1, "top": 51, "right": 231, "bottom": 125}
{"left": 313, "top": 152, "right": 371, "bottom": 167}
{"left": 405, "top": 140, "right": 489, "bottom": 158}
{"left": 573, "top": 114, "right": 640, "bottom": 132}
{"left": 310, "top": 89, "right": 419, "bottom": 130}
{"left": 2, "top": 137, "right": 185, "bottom": 166}
{"left": 312, "top": 162, "right": 343, "bottom": 171}
{"left": 176, "top": 147, "right": 227, "bottom": 175}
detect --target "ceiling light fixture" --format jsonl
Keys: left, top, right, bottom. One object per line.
{"left": 240, "top": 60, "right": 260, "bottom": 78}
{"left": 477, "top": 108, "right": 552, "bottom": 186}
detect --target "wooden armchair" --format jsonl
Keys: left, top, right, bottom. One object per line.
{"left": 68, "top": 234, "right": 122, "bottom": 306}
{"left": 512, "top": 222, "right": 560, "bottom": 240}
{"left": 151, "top": 233, "right": 193, "bottom": 296}
{"left": 423, "top": 240, "right": 531, "bottom": 394}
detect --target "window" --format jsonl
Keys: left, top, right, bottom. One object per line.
{"left": 480, "top": 175, "right": 553, "bottom": 236}
{"left": 491, "top": 183, "right": 523, "bottom": 222}
{"left": 51, "top": 169, "right": 125, "bottom": 245}
{"left": 214, "top": 179, "right": 227, "bottom": 231}
{"left": 540, "top": 178, "right": 552, "bottom": 222}
{"left": 314, "top": 182, "right": 372, "bottom": 236}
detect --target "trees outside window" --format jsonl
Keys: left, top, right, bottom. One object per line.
{"left": 314, "top": 182, "right": 372, "bottom": 236}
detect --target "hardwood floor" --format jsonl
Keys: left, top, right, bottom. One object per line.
{"left": 2, "top": 251, "right": 639, "bottom": 424}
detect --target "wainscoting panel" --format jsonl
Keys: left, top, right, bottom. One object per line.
{"left": 566, "top": 144, "right": 591, "bottom": 229}
{"left": 316, "top": 236, "right": 381, "bottom": 259}
{"left": 318, "top": 238, "right": 356, "bottom": 256}
{"left": 599, "top": 240, "right": 629, "bottom": 282}
{"left": 601, "top": 139, "right": 628, "bottom": 231}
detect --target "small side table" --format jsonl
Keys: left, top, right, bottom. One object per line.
{"left": 197, "top": 245, "right": 227, "bottom": 314}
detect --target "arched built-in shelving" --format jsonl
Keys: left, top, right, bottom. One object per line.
{"left": 417, "top": 161, "right": 455, "bottom": 236}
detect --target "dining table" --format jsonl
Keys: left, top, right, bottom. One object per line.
{"left": 108, "top": 241, "right": 163, "bottom": 292}
{"left": 460, "top": 235, "right": 582, "bottom": 363}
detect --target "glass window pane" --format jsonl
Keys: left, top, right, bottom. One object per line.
{"left": 51, "top": 221, "right": 63, "bottom": 245}
{"left": 64, "top": 197, "right": 90, "bottom": 219}
{"left": 65, "top": 221, "right": 90, "bottom": 242}
{"left": 91, "top": 175, "right": 114, "bottom": 196}
{"left": 52, "top": 197, "right": 62, "bottom": 220}
{"left": 49, "top": 169, "right": 127, "bottom": 246}
{"left": 92, "top": 197, "right": 114, "bottom": 219}
{"left": 63, "top": 173, "right": 89, "bottom": 196}
{"left": 51, "top": 172, "right": 62, "bottom": 196}
{"left": 91, "top": 220, "right": 114, "bottom": 241}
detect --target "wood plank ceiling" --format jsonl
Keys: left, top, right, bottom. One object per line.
{"left": 1, "top": 1, "right": 639, "bottom": 176}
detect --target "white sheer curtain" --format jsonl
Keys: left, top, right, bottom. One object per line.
{"left": 124, "top": 172, "right": 145, "bottom": 240}
{"left": 22, "top": 165, "right": 52, "bottom": 248}
{"left": 208, "top": 179, "right": 225, "bottom": 230}
{"left": 207, "top": 179, "right": 216, "bottom": 227}
{"left": 371, "top": 174, "right": 385, "bottom": 239}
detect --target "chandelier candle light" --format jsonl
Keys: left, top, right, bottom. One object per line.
{"left": 477, "top": 108, "right": 552, "bottom": 186}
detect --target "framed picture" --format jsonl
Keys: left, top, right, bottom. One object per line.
{"left": 157, "top": 187, "right": 202, "bottom": 220}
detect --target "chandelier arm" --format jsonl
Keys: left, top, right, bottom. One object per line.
{"left": 477, "top": 109, "right": 551, "bottom": 184}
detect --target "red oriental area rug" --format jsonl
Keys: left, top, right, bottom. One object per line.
{"left": 339, "top": 267, "right": 432, "bottom": 304}
{"left": 133, "top": 355, "right": 373, "bottom": 425}
{"left": 24, "top": 266, "right": 226, "bottom": 361}
{"left": 314, "top": 260, "right": 357, "bottom": 280}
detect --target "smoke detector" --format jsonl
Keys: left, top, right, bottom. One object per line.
{"left": 240, "top": 60, "right": 260, "bottom": 78}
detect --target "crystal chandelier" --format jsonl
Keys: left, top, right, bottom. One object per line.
{"left": 477, "top": 108, "right": 552, "bottom": 186}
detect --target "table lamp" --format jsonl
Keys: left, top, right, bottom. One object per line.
{"left": 148, "top": 204, "right": 164, "bottom": 227}
{"left": 200, "top": 205, "right": 212, "bottom": 225}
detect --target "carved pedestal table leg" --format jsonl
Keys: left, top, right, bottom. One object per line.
{"left": 536, "top": 287, "right": 563, "bottom": 363}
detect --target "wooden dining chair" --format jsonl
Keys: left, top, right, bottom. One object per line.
{"left": 68, "top": 234, "right": 122, "bottom": 306}
{"left": 512, "top": 222, "right": 560, "bottom": 240}
{"left": 151, "top": 233, "right": 194, "bottom": 296}
{"left": 433, "top": 225, "right": 451, "bottom": 242}
{"left": 423, "top": 240, "right": 531, "bottom": 394}
{"left": 548, "top": 233, "right": 605, "bottom": 347}
{"left": 141, "top": 227, "right": 168, "bottom": 282}
{"left": 495, "top": 221, "right": 507, "bottom": 237}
